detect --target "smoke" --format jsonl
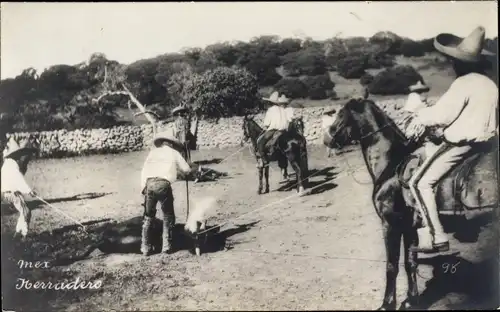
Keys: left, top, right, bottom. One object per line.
{"left": 184, "top": 196, "right": 218, "bottom": 234}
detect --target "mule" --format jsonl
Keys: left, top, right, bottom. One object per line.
{"left": 323, "top": 98, "right": 498, "bottom": 310}
{"left": 241, "top": 115, "right": 309, "bottom": 195}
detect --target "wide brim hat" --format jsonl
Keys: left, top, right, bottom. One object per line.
{"left": 153, "top": 128, "right": 185, "bottom": 152}
{"left": 172, "top": 105, "right": 189, "bottom": 116}
{"left": 262, "top": 91, "right": 290, "bottom": 105}
{"left": 434, "top": 26, "right": 495, "bottom": 63}
{"left": 408, "top": 81, "right": 430, "bottom": 93}
{"left": 3, "top": 137, "right": 36, "bottom": 159}
{"left": 403, "top": 92, "right": 427, "bottom": 113}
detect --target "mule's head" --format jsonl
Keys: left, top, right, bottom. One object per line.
{"left": 323, "top": 98, "right": 372, "bottom": 149}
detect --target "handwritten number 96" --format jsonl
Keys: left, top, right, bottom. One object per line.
{"left": 442, "top": 262, "right": 460, "bottom": 274}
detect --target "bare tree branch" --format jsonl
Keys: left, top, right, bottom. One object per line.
{"left": 92, "top": 90, "right": 129, "bottom": 105}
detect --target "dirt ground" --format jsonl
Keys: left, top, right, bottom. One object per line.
{"left": 1, "top": 144, "right": 498, "bottom": 311}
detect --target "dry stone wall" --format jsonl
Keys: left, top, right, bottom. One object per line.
{"left": 6, "top": 96, "right": 438, "bottom": 159}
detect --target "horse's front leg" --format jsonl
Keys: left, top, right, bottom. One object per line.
{"left": 400, "top": 228, "right": 419, "bottom": 310}
{"left": 378, "top": 224, "right": 402, "bottom": 310}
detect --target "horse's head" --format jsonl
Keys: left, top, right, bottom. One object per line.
{"left": 241, "top": 115, "right": 253, "bottom": 146}
{"left": 289, "top": 116, "right": 305, "bottom": 135}
{"left": 324, "top": 98, "right": 373, "bottom": 149}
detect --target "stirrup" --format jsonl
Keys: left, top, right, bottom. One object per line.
{"left": 410, "top": 241, "right": 450, "bottom": 254}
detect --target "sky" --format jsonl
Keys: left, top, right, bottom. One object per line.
{"left": 1, "top": 1, "right": 498, "bottom": 79}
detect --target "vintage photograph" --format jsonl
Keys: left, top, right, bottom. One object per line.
{"left": 1, "top": 2, "right": 498, "bottom": 310}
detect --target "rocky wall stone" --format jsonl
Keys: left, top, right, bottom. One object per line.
{"left": 6, "top": 96, "right": 439, "bottom": 159}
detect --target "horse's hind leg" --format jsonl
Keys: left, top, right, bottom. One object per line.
{"left": 400, "top": 228, "right": 419, "bottom": 310}
{"left": 264, "top": 165, "right": 270, "bottom": 194}
{"left": 378, "top": 224, "right": 402, "bottom": 310}
{"left": 278, "top": 157, "right": 288, "bottom": 183}
{"left": 289, "top": 159, "right": 305, "bottom": 194}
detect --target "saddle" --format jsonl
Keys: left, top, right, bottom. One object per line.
{"left": 262, "top": 130, "right": 286, "bottom": 158}
{"left": 397, "top": 142, "right": 498, "bottom": 218}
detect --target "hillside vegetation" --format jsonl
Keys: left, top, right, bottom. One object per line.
{"left": 0, "top": 32, "right": 497, "bottom": 133}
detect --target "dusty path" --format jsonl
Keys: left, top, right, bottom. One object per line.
{"left": 2, "top": 145, "right": 498, "bottom": 311}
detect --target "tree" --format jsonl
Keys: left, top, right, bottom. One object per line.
{"left": 281, "top": 47, "right": 327, "bottom": 76}
{"left": 368, "top": 65, "right": 424, "bottom": 95}
{"left": 181, "top": 67, "right": 259, "bottom": 118}
{"left": 274, "top": 77, "right": 308, "bottom": 99}
{"left": 302, "top": 74, "right": 335, "bottom": 100}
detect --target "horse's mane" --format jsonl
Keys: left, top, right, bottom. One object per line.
{"left": 359, "top": 99, "right": 409, "bottom": 144}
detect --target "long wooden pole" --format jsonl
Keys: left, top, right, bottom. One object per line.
{"left": 185, "top": 142, "right": 191, "bottom": 220}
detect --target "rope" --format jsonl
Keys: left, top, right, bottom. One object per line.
{"left": 34, "top": 195, "right": 88, "bottom": 233}
{"left": 335, "top": 148, "right": 373, "bottom": 185}
{"left": 197, "top": 164, "right": 365, "bottom": 235}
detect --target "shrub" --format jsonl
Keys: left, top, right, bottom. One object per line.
{"left": 400, "top": 39, "right": 426, "bottom": 57}
{"left": 281, "top": 47, "right": 327, "bottom": 76}
{"left": 274, "top": 77, "right": 308, "bottom": 99}
{"left": 366, "top": 52, "right": 395, "bottom": 69}
{"left": 182, "top": 67, "right": 259, "bottom": 118}
{"left": 368, "top": 65, "right": 424, "bottom": 95}
{"left": 359, "top": 73, "right": 374, "bottom": 86}
{"left": 337, "top": 55, "right": 367, "bottom": 79}
{"left": 302, "top": 74, "right": 335, "bottom": 100}
{"left": 369, "top": 31, "right": 404, "bottom": 55}
{"left": 244, "top": 59, "right": 282, "bottom": 86}
{"left": 417, "top": 38, "right": 435, "bottom": 53}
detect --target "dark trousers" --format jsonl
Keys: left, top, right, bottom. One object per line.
{"left": 256, "top": 129, "right": 282, "bottom": 158}
{"left": 143, "top": 177, "right": 175, "bottom": 226}
{"left": 141, "top": 177, "right": 175, "bottom": 254}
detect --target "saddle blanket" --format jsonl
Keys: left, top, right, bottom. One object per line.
{"left": 398, "top": 145, "right": 498, "bottom": 218}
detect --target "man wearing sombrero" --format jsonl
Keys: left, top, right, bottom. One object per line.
{"left": 1, "top": 136, "right": 38, "bottom": 237}
{"left": 405, "top": 26, "right": 498, "bottom": 254}
{"left": 140, "top": 128, "right": 197, "bottom": 256}
{"left": 171, "top": 104, "right": 197, "bottom": 160}
{"left": 256, "top": 91, "right": 294, "bottom": 168}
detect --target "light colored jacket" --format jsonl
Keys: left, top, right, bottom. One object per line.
{"left": 415, "top": 73, "right": 498, "bottom": 144}
{"left": 1, "top": 158, "right": 32, "bottom": 194}
{"left": 140, "top": 145, "right": 191, "bottom": 190}
{"left": 263, "top": 105, "right": 294, "bottom": 131}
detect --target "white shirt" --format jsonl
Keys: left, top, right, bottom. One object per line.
{"left": 263, "top": 105, "right": 294, "bottom": 131}
{"left": 1, "top": 158, "right": 33, "bottom": 194}
{"left": 415, "top": 73, "right": 498, "bottom": 144}
{"left": 140, "top": 146, "right": 191, "bottom": 190}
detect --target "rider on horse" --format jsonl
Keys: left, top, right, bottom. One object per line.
{"left": 256, "top": 91, "right": 294, "bottom": 167}
{"left": 405, "top": 26, "right": 498, "bottom": 254}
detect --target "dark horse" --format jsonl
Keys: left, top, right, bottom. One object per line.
{"left": 323, "top": 98, "right": 498, "bottom": 310}
{"left": 241, "top": 115, "right": 309, "bottom": 195}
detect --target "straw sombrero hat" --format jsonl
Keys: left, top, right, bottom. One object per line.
{"left": 408, "top": 81, "right": 430, "bottom": 93}
{"left": 172, "top": 105, "right": 189, "bottom": 116}
{"left": 403, "top": 92, "right": 428, "bottom": 113}
{"left": 262, "top": 91, "right": 290, "bottom": 105}
{"left": 3, "top": 137, "right": 36, "bottom": 159}
{"left": 434, "top": 26, "right": 495, "bottom": 63}
{"left": 153, "top": 128, "right": 185, "bottom": 152}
